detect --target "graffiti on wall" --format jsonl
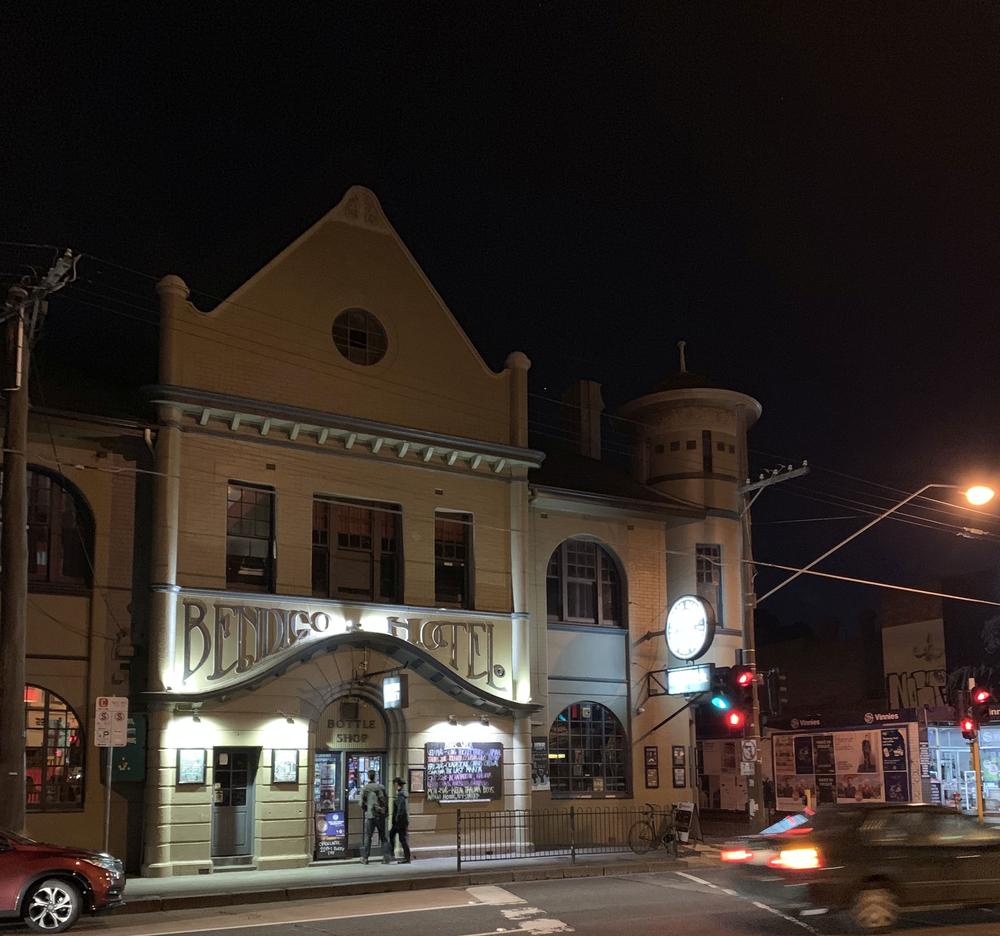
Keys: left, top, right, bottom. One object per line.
{"left": 882, "top": 618, "right": 947, "bottom": 709}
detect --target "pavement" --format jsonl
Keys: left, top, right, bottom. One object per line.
{"left": 122, "top": 849, "right": 696, "bottom": 914}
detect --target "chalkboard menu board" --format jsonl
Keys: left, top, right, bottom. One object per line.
{"left": 424, "top": 742, "right": 503, "bottom": 802}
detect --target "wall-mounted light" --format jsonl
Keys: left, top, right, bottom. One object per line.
{"left": 480, "top": 715, "right": 490, "bottom": 726}
{"left": 448, "top": 714, "right": 458, "bottom": 726}
{"left": 285, "top": 716, "right": 294, "bottom": 724}
{"left": 192, "top": 715, "right": 201, "bottom": 723}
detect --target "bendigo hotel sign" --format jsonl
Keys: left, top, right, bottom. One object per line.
{"left": 169, "top": 591, "right": 514, "bottom": 699}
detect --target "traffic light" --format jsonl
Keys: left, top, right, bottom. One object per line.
{"left": 763, "top": 669, "right": 788, "bottom": 718}
{"left": 710, "top": 666, "right": 732, "bottom": 710}
{"left": 973, "top": 687, "right": 991, "bottom": 705}
{"left": 961, "top": 715, "right": 977, "bottom": 741}
{"left": 726, "top": 709, "right": 746, "bottom": 730}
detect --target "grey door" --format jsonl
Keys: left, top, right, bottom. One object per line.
{"left": 211, "top": 748, "right": 258, "bottom": 857}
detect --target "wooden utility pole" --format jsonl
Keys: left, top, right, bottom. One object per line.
{"left": 0, "top": 251, "right": 76, "bottom": 832}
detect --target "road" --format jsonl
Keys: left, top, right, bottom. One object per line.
{"left": 30, "top": 864, "right": 1000, "bottom": 936}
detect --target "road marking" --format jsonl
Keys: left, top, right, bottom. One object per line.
{"left": 501, "top": 905, "right": 574, "bottom": 933}
{"left": 752, "top": 900, "right": 819, "bottom": 933}
{"left": 468, "top": 885, "right": 527, "bottom": 906}
{"left": 674, "top": 871, "right": 718, "bottom": 889}
{"left": 75, "top": 890, "right": 484, "bottom": 936}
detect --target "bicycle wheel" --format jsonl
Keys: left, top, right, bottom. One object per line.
{"left": 628, "top": 819, "right": 657, "bottom": 855}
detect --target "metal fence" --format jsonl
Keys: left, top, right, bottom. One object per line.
{"left": 455, "top": 806, "right": 676, "bottom": 869}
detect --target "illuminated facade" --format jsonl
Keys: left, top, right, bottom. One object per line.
{"left": 10, "top": 187, "right": 761, "bottom": 874}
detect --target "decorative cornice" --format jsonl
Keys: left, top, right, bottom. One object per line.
{"left": 145, "top": 384, "right": 544, "bottom": 476}
{"left": 529, "top": 483, "right": 704, "bottom": 520}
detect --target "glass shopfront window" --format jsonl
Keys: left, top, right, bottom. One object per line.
{"left": 927, "top": 725, "right": 1000, "bottom": 814}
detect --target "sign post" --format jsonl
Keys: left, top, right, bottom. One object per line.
{"left": 95, "top": 696, "right": 129, "bottom": 854}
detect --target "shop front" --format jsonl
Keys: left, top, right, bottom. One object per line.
{"left": 313, "top": 698, "right": 389, "bottom": 859}
{"left": 142, "top": 591, "right": 535, "bottom": 876}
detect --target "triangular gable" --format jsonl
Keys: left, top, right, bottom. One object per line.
{"left": 163, "top": 187, "right": 514, "bottom": 445}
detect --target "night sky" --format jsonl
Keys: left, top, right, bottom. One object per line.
{"left": 4, "top": 3, "right": 1000, "bottom": 631}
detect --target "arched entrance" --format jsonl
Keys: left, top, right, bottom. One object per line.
{"left": 314, "top": 695, "right": 393, "bottom": 859}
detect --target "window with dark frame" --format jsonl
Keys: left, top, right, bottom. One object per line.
{"left": 226, "top": 483, "right": 275, "bottom": 592}
{"left": 696, "top": 543, "right": 722, "bottom": 623}
{"left": 686, "top": 439, "right": 696, "bottom": 450}
{"left": 1, "top": 468, "right": 93, "bottom": 590}
{"left": 332, "top": 308, "right": 388, "bottom": 366}
{"left": 546, "top": 538, "right": 622, "bottom": 627}
{"left": 312, "top": 496, "right": 402, "bottom": 603}
{"left": 24, "top": 685, "right": 84, "bottom": 811}
{"left": 548, "top": 701, "right": 628, "bottom": 796}
{"left": 434, "top": 512, "right": 472, "bottom": 608}
{"left": 702, "top": 430, "right": 713, "bottom": 473}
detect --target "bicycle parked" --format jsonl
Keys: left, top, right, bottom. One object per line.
{"left": 628, "top": 803, "right": 678, "bottom": 857}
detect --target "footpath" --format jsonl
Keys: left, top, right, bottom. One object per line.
{"left": 122, "top": 849, "right": 698, "bottom": 914}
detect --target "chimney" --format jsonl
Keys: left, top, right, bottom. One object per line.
{"left": 563, "top": 380, "right": 604, "bottom": 460}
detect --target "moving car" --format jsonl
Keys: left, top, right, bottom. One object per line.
{"left": 721, "top": 804, "right": 1000, "bottom": 931}
{"left": 0, "top": 829, "right": 125, "bottom": 932}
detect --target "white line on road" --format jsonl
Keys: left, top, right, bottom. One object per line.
{"left": 752, "top": 900, "right": 819, "bottom": 933}
{"left": 674, "top": 871, "right": 718, "bottom": 889}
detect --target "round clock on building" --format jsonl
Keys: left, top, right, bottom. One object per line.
{"left": 665, "top": 594, "right": 715, "bottom": 660}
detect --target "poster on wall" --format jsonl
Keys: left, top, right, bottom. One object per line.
{"left": 813, "top": 735, "right": 836, "bottom": 804}
{"left": 176, "top": 749, "right": 206, "bottom": 785}
{"left": 425, "top": 742, "right": 503, "bottom": 802}
{"left": 531, "top": 736, "right": 550, "bottom": 791}
{"left": 881, "top": 728, "right": 910, "bottom": 802}
{"left": 775, "top": 772, "right": 815, "bottom": 811}
{"left": 834, "top": 729, "right": 883, "bottom": 804}
{"left": 272, "top": 749, "right": 299, "bottom": 784}
{"left": 773, "top": 735, "right": 794, "bottom": 771}
{"left": 794, "top": 737, "right": 814, "bottom": 774}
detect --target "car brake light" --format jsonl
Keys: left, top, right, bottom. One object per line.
{"left": 769, "top": 847, "right": 822, "bottom": 870}
{"left": 720, "top": 847, "right": 754, "bottom": 862}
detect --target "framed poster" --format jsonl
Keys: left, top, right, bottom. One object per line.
{"left": 644, "top": 746, "right": 659, "bottom": 767}
{"left": 272, "top": 749, "right": 299, "bottom": 784}
{"left": 176, "top": 748, "right": 206, "bottom": 785}
{"left": 532, "top": 736, "right": 551, "bottom": 790}
{"left": 672, "top": 745, "right": 686, "bottom": 768}
{"left": 645, "top": 766, "right": 660, "bottom": 789}
{"left": 408, "top": 767, "right": 425, "bottom": 794}
{"left": 673, "top": 767, "right": 687, "bottom": 788}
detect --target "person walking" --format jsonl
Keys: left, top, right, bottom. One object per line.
{"left": 359, "top": 769, "right": 390, "bottom": 864}
{"left": 387, "top": 776, "right": 411, "bottom": 863}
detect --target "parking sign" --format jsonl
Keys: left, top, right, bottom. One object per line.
{"left": 95, "top": 696, "right": 129, "bottom": 748}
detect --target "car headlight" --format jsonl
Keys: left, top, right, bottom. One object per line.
{"left": 82, "top": 855, "right": 123, "bottom": 874}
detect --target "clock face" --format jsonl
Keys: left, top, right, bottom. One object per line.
{"left": 665, "top": 595, "right": 715, "bottom": 660}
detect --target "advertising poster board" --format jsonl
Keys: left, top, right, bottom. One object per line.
{"left": 315, "top": 810, "right": 346, "bottom": 859}
{"left": 531, "top": 736, "right": 550, "bottom": 791}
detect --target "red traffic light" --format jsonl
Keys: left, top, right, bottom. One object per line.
{"left": 727, "top": 710, "right": 746, "bottom": 729}
{"left": 973, "top": 687, "right": 991, "bottom": 705}
{"left": 735, "top": 669, "right": 754, "bottom": 688}
{"left": 961, "top": 717, "right": 976, "bottom": 733}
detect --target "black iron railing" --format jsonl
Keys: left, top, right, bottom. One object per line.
{"left": 455, "top": 805, "right": 676, "bottom": 869}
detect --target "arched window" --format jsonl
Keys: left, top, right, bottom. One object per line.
{"left": 24, "top": 685, "right": 84, "bottom": 811}
{"left": 22, "top": 467, "right": 93, "bottom": 590}
{"left": 548, "top": 701, "right": 628, "bottom": 796}
{"left": 546, "top": 539, "right": 623, "bottom": 627}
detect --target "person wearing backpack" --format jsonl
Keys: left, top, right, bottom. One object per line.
{"left": 359, "top": 769, "right": 390, "bottom": 864}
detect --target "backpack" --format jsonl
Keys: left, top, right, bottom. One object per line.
{"left": 369, "top": 785, "right": 387, "bottom": 819}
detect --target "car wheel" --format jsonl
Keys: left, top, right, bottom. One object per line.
{"left": 850, "top": 887, "right": 898, "bottom": 933}
{"left": 24, "top": 879, "right": 82, "bottom": 933}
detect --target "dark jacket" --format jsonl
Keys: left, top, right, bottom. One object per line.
{"left": 392, "top": 788, "right": 409, "bottom": 828}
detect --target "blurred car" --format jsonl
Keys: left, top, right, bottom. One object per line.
{"left": 0, "top": 829, "right": 125, "bottom": 932}
{"left": 720, "top": 804, "right": 1000, "bottom": 932}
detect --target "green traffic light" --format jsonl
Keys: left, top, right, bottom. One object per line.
{"left": 711, "top": 695, "right": 731, "bottom": 710}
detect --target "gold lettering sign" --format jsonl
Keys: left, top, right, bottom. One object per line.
{"left": 169, "top": 591, "right": 513, "bottom": 700}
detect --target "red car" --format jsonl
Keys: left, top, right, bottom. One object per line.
{"left": 0, "top": 830, "right": 125, "bottom": 932}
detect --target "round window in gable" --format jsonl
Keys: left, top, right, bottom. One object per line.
{"left": 332, "top": 308, "right": 388, "bottom": 366}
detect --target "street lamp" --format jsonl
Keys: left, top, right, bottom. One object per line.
{"left": 758, "top": 482, "right": 995, "bottom": 604}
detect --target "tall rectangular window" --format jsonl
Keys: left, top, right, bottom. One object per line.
{"left": 312, "top": 497, "right": 402, "bottom": 603}
{"left": 435, "top": 512, "right": 472, "bottom": 608}
{"left": 702, "top": 429, "right": 713, "bottom": 474}
{"left": 695, "top": 543, "right": 722, "bottom": 623}
{"left": 226, "top": 483, "right": 275, "bottom": 592}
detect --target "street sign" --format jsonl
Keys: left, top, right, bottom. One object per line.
{"left": 740, "top": 761, "right": 754, "bottom": 776}
{"left": 95, "top": 696, "right": 129, "bottom": 748}
{"left": 741, "top": 739, "right": 758, "bottom": 763}
{"left": 666, "top": 663, "right": 714, "bottom": 696}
